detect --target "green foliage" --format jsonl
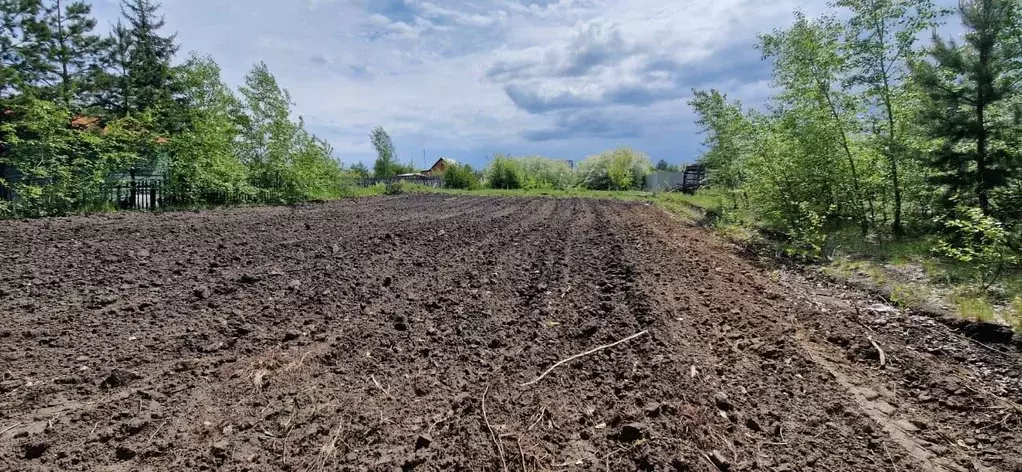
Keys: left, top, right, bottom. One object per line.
{"left": 0, "top": 0, "right": 349, "bottom": 218}
{"left": 0, "top": 0, "right": 48, "bottom": 98}
{"left": 370, "top": 126, "right": 398, "bottom": 178}
{"left": 236, "top": 62, "right": 342, "bottom": 202}
{"left": 484, "top": 153, "right": 523, "bottom": 189}
{"left": 934, "top": 206, "right": 1015, "bottom": 284}
{"left": 654, "top": 159, "right": 679, "bottom": 172}
{"left": 39, "top": 0, "right": 109, "bottom": 107}
{"left": 481, "top": 154, "right": 574, "bottom": 190}
{"left": 838, "top": 0, "right": 944, "bottom": 236}
{"left": 576, "top": 147, "right": 651, "bottom": 190}
{"left": 689, "top": 0, "right": 1022, "bottom": 278}
{"left": 348, "top": 161, "right": 370, "bottom": 178}
{"left": 167, "top": 54, "right": 250, "bottom": 203}
{"left": 384, "top": 179, "right": 405, "bottom": 195}
{"left": 914, "top": 0, "right": 1022, "bottom": 215}
{"left": 954, "top": 292, "right": 997, "bottom": 322}
{"left": 121, "top": 0, "right": 178, "bottom": 115}
{"left": 517, "top": 156, "right": 575, "bottom": 190}
{"left": 443, "top": 162, "right": 479, "bottom": 190}
{"left": 0, "top": 98, "right": 136, "bottom": 216}
{"left": 688, "top": 89, "right": 755, "bottom": 202}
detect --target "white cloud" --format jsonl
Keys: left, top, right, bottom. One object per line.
{"left": 85, "top": 0, "right": 960, "bottom": 165}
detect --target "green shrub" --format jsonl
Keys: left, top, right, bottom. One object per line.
{"left": 443, "top": 163, "right": 480, "bottom": 190}
{"left": 576, "top": 147, "right": 652, "bottom": 190}
{"left": 518, "top": 157, "right": 575, "bottom": 190}
{"left": 934, "top": 206, "right": 1016, "bottom": 285}
{"left": 484, "top": 154, "right": 523, "bottom": 189}
{"left": 384, "top": 180, "right": 406, "bottom": 195}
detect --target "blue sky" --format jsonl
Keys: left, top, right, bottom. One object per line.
{"left": 88, "top": 0, "right": 960, "bottom": 169}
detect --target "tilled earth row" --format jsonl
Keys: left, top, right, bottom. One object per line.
{"left": 1, "top": 195, "right": 1020, "bottom": 471}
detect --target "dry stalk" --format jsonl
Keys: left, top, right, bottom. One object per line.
{"left": 0, "top": 422, "right": 23, "bottom": 436}
{"left": 520, "top": 330, "right": 650, "bottom": 387}
{"left": 482, "top": 384, "right": 509, "bottom": 472}
{"left": 146, "top": 421, "right": 167, "bottom": 445}
{"left": 527, "top": 406, "right": 546, "bottom": 432}
{"left": 371, "top": 375, "right": 395, "bottom": 400}
{"left": 868, "top": 337, "right": 887, "bottom": 367}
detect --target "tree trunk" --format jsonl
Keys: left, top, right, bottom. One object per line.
{"left": 976, "top": 16, "right": 990, "bottom": 215}
{"left": 820, "top": 81, "right": 871, "bottom": 236}
{"left": 55, "top": 0, "right": 71, "bottom": 108}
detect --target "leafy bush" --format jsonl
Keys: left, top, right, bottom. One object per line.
{"left": 443, "top": 163, "right": 480, "bottom": 190}
{"left": 484, "top": 154, "right": 523, "bottom": 189}
{"left": 384, "top": 180, "right": 406, "bottom": 195}
{"left": 518, "top": 157, "right": 575, "bottom": 190}
{"left": 934, "top": 206, "right": 1016, "bottom": 285}
{"left": 0, "top": 99, "right": 140, "bottom": 217}
{"left": 576, "top": 147, "right": 652, "bottom": 190}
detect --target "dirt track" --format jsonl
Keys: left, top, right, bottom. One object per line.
{"left": 2, "top": 195, "right": 1022, "bottom": 471}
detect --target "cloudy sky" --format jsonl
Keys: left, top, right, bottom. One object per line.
{"left": 88, "top": 0, "right": 958, "bottom": 169}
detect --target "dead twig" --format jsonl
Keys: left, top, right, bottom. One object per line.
{"left": 527, "top": 406, "right": 546, "bottom": 432}
{"left": 371, "top": 375, "right": 395, "bottom": 400}
{"left": 520, "top": 330, "right": 650, "bottom": 387}
{"left": 516, "top": 435, "right": 527, "bottom": 472}
{"left": 146, "top": 421, "right": 167, "bottom": 445}
{"left": 0, "top": 422, "right": 23, "bottom": 436}
{"left": 882, "top": 442, "right": 899, "bottom": 472}
{"left": 482, "top": 384, "right": 509, "bottom": 472}
{"left": 868, "top": 336, "right": 887, "bottom": 367}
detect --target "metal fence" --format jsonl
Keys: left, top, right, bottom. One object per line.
{"left": 1, "top": 170, "right": 447, "bottom": 217}
{"left": 355, "top": 175, "right": 444, "bottom": 188}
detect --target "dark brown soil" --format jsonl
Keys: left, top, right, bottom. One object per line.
{"left": 1, "top": 195, "right": 1020, "bottom": 471}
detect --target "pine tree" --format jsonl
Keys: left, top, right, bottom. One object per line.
{"left": 120, "top": 0, "right": 176, "bottom": 114}
{"left": 0, "top": 0, "right": 47, "bottom": 99}
{"left": 39, "top": 0, "right": 107, "bottom": 108}
{"left": 913, "top": 0, "right": 1022, "bottom": 214}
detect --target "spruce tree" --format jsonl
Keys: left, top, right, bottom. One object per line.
{"left": 913, "top": 0, "right": 1022, "bottom": 214}
{"left": 120, "top": 0, "right": 176, "bottom": 114}
{"left": 39, "top": 0, "right": 107, "bottom": 108}
{"left": 91, "top": 19, "right": 132, "bottom": 114}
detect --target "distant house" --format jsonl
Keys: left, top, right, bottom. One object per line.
{"left": 423, "top": 157, "right": 458, "bottom": 176}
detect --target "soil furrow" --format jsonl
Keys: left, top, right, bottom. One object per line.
{"left": 2, "top": 195, "right": 1021, "bottom": 471}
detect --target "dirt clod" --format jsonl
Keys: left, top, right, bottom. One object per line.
{"left": 21, "top": 442, "right": 48, "bottom": 460}
{"left": 617, "top": 422, "right": 647, "bottom": 442}
{"left": 0, "top": 379, "right": 23, "bottom": 392}
{"left": 713, "top": 392, "right": 733, "bottom": 411}
{"left": 100, "top": 369, "right": 141, "bottom": 389}
{"left": 709, "top": 450, "right": 730, "bottom": 471}
{"left": 114, "top": 445, "right": 136, "bottom": 461}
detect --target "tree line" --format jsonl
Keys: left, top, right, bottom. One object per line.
{"left": 690, "top": 0, "right": 1022, "bottom": 274}
{"left": 0, "top": 0, "right": 345, "bottom": 217}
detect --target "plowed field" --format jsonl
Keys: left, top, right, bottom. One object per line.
{"left": 2, "top": 195, "right": 1021, "bottom": 471}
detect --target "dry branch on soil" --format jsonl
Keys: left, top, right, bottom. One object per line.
{"left": 520, "top": 330, "right": 650, "bottom": 387}
{"left": 482, "top": 384, "right": 509, "bottom": 472}
{"left": 868, "top": 337, "right": 886, "bottom": 367}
